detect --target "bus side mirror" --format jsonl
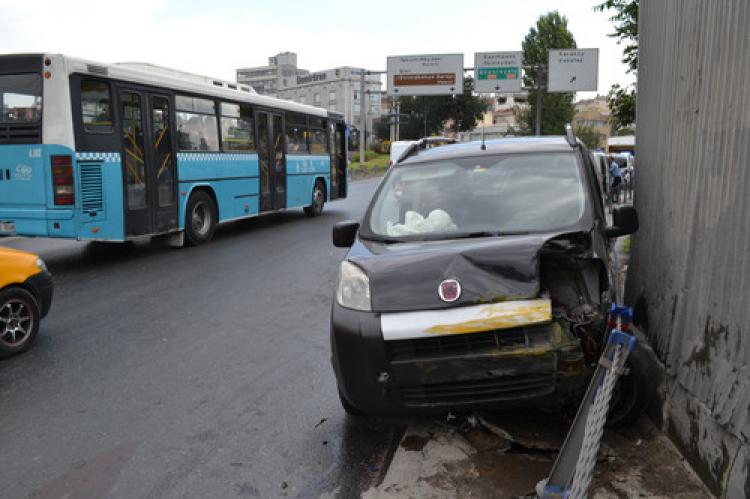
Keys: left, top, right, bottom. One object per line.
{"left": 606, "top": 206, "right": 639, "bottom": 238}
{"left": 333, "top": 220, "right": 359, "bottom": 247}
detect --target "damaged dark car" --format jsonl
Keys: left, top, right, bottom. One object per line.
{"left": 330, "top": 135, "right": 643, "bottom": 426}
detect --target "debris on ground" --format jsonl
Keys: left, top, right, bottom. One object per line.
{"left": 362, "top": 413, "right": 712, "bottom": 498}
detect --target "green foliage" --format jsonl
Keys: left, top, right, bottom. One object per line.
{"left": 518, "top": 11, "right": 577, "bottom": 135}
{"left": 348, "top": 152, "right": 390, "bottom": 178}
{"left": 573, "top": 124, "right": 604, "bottom": 149}
{"left": 372, "top": 117, "right": 391, "bottom": 141}
{"left": 367, "top": 140, "right": 391, "bottom": 155}
{"left": 607, "top": 83, "right": 636, "bottom": 130}
{"left": 594, "top": 0, "right": 639, "bottom": 73}
{"left": 397, "top": 77, "right": 489, "bottom": 140}
{"left": 448, "top": 77, "right": 492, "bottom": 132}
{"left": 595, "top": 1, "right": 639, "bottom": 131}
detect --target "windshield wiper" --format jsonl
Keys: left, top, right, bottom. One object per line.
{"left": 449, "top": 230, "right": 531, "bottom": 239}
{"left": 360, "top": 234, "right": 403, "bottom": 244}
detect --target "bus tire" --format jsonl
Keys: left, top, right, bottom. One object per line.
{"left": 303, "top": 180, "right": 326, "bottom": 217}
{"left": 0, "top": 287, "right": 41, "bottom": 358}
{"left": 185, "top": 190, "right": 217, "bottom": 246}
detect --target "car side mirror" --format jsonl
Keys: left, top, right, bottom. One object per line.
{"left": 332, "top": 220, "right": 360, "bottom": 247}
{"left": 606, "top": 206, "right": 639, "bottom": 238}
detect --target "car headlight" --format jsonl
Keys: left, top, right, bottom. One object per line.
{"left": 35, "top": 258, "right": 47, "bottom": 272}
{"left": 336, "top": 261, "right": 371, "bottom": 312}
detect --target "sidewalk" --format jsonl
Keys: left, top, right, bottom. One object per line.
{"left": 363, "top": 411, "right": 711, "bottom": 498}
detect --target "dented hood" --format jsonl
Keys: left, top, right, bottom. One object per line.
{"left": 348, "top": 233, "right": 566, "bottom": 313}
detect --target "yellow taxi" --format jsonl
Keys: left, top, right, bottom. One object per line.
{"left": 0, "top": 246, "right": 53, "bottom": 357}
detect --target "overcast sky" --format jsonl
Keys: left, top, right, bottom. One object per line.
{"left": 0, "top": 0, "right": 635, "bottom": 99}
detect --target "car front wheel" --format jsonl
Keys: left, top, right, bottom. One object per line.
{"left": 0, "top": 287, "right": 41, "bottom": 358}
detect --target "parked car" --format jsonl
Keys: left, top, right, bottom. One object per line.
{"left": 0, "top": 247, "right": 53, "bottom": 357}
{"left": 330, "top": 131, "right": 644, "bottom": 426}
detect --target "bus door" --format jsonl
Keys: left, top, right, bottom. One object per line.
{"left": 329, "top": 121, "right": 347, "bottom": 199}
{"left": 257, "top": 111, "right": 286, "bottom": 212}
{"left": 119, "top": 90, "right": 178, "bottom": 236}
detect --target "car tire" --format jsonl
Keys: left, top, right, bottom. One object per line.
{"left": 338, "top": 388, "right": 367, "bottom": 417}
{"left": 303, "top": 180, "right": 326, "bottom": 217}
{"left": 0, "top": 287, "right": 41, "bottom": 358}
{"left": 606, "top": 348, "right": 650, "bottom": 428}
{"left": 185, "top": 190, "right": 217, "bottom": 246}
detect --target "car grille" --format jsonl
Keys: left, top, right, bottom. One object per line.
{"left": 386, "top": 324, "right": 551, "bottom": 361}
{"left": 398, "top": 374, "right": 555, "bottom": 406}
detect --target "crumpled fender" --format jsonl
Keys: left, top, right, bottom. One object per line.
{"left": 351, "top": 231, "right": 597, "bottom": 313}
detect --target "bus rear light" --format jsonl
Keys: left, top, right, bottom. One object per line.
{"left": 51, "top": 155, "right": 74, "bottom": 205}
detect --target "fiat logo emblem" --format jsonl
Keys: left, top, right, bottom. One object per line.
{"left": 438, "top": 279, "right": 461, "bottom": 303}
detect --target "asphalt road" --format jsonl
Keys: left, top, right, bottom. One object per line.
{"left": 0, "top": 178, "right": 406, "bottom": 499}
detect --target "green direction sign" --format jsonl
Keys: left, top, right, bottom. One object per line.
{"left": 477, "top": 67, "right": 520, "bottom": 81}
{"left": 474, "top": 52, "right": 523, "bottom": 93}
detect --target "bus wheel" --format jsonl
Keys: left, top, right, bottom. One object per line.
{"left": 185, "top": 190, "right": 217, "bottom": 246}
{"left": 0, "top": 287, "right": 40, "bottom": 358}
{"left": 303, "top": 180, "right": 326, "bottom": 217}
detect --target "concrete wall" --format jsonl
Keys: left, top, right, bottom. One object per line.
{"left": 626, "top": 1, "right": 750, "bottom": 496}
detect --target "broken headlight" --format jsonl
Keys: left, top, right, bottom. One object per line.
{"left": 336, "top": 261, "right": 371, "bottom": 312}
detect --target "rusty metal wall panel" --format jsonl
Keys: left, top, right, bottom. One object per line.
{"left": 626, "top": 1, "right": 750, "bottom": 496}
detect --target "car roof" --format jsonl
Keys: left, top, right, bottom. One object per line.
{"left": 396, "top": 136, "right": 576, "bottom": 165}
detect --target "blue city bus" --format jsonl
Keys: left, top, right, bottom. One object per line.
{"left": 0, "top": 54, "right": 347, "bottom": 245}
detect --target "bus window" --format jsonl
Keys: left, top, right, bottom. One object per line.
{"left": 175, "top": 95, "right": 219, "bottom": 151}
{"left": 81, "top": 79, "right": 113, "bottom": 132}
{"left": 309, "top": 117, "right": 327, "bottom": 154}
{"left": 220, "top": 102, "right": 255, "bottom": 151}
{"left": 285, "top": 113, "right": 307, "bottom": 154}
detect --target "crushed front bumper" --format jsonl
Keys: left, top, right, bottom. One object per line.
{"left": 331, "top": 302, "right": 589, "bottom": 416}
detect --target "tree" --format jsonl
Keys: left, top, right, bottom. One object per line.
{"left": 595, "top": 0, "right": 639, "bottom": 132}
{"left": 573, "top": 124, "right": 604, "bottom": 149}
{"left": 445, "top": 77, "right": 491, "bottom": 133}
{"left": 607, "top": 83, "right": 636, "bottom": 130}
{"left": 372, "top": 116, "right": 391, "bottom": 141}
{"left": 395, "top": 77, "right": 489, "bottom": 140}
{"left": 594, "top": 0, "right": 639, "bottom": 73}
{"left": 517, "top": 11, "right": 577, "bottom": 135}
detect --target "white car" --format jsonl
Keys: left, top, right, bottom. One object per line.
{"left": 389, "top": 140, "right": 417, "bottom": 166}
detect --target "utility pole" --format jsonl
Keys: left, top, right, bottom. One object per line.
{"left": 535, "top": 63, "right": 544, "bottom": 136}
{"left": 395, "top": 97, "right": 400, "bottom": 141}
{"left": 359, "top": 70, "right": 366, "bottom": 165}
{"left": 389, "top": 96, "right": 395, "bottom": 142}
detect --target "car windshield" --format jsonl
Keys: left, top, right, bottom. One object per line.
{"left": 364, "top": 152, "right": 586, "bottom": 240}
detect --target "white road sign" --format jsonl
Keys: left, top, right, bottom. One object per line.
{"left": 387, "top": 54, "right": 464, "bottom": 96}
{"left": 548, "top": 48, "right": 599, "bottom": 92}
{"left": 474, "top": 51, "right": 522, "bottom": 93}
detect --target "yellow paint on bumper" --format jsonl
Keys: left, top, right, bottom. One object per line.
{"left": 425, "top": 299, "right": 552, "bottom": 335}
